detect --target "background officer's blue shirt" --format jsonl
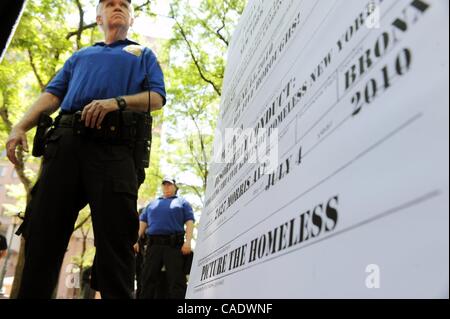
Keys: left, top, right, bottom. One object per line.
{"left": 140, "top": 196, "right": 195, "bottom": 236}
{"left": 46, "top": 39, "right": 166, "bottom": 112}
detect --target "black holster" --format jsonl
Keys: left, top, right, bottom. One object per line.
{"left": 32, "top": 113, "right": 53, "bottom": 157}
{"left": 124, "top": 111, "right": 152, "bottom": 185}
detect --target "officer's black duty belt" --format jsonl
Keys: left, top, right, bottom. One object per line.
{"left": 54, "top": 112, "right": 137, "bottom": 144}
{"left": 57, "top": 113, "right": 81, "bottom": 128}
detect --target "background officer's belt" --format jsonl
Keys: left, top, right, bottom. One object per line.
{"left": 148, "top": 234, "right": 184, "bottom": 246}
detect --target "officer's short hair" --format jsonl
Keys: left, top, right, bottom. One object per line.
{"left": 96, "top": 0, "right": 134, "bottom": 18}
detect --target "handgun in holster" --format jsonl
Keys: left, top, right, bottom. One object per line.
{"left": 32, "top": 113, "right": 53, "bottom": 157}
{"left": 134, "top": 113, "right": 152, "bottom": 168}
{"left": 133, "top": 112, "right": 152, "bottom": 185}
{"left": 169, "top": 233, "right": 185, "bottom": 247}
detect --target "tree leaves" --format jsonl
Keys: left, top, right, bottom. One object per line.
{"left": 162, "top": 0, "right": 245, "bottom": 207}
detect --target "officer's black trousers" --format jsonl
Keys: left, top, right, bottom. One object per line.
{"left": 140, "top": 244, "right": 187, "bottom": 299}
{"left": 17, "top": 127, "right": 139, "bottom": 299}
{"left": 134, "top": 238, "right": 146, "bottom": 299}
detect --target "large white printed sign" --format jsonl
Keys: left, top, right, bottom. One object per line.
{"left": 187, "top": 0, "right": 449, "bottom": 298}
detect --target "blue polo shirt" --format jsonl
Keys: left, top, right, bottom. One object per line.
{"left": 140, "top": 196, "right": 195, "bottom": 235}
{"left": 46, "top": 39, "right": 166, "bottom": 112}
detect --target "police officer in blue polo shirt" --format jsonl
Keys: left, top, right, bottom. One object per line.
{"left": 137, "top": 177, "right": 195, "bottom": 299}
{"left": 5, "top": 0, "right": 165, "bottom": 299}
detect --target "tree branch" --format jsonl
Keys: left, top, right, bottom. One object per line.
{"left": 66, "top": 22, "right": 97, "bottom": 40}
{"left": 180, "top": 183, "right": 204, "bottom": 205}
{"left": 216, "top": 22, "right": 229, "bottom": 47}
{"left": 189, "top": 111, "right": 209, "bottom": 191}
{"left": 170, "top": 6, "right": 222, "bottom": 96}
{"left": 134, "top": 0, "right": 152, "bottom": 13}
{"left": 74, "top": 214, "right": 91, "bottom": 232}
{"left": 216, "top": 3, "right": 231, "bottom": 47}
{"left": 0, "top": 105, "right": 12, "bottom": 132}
{"left": 74, "top": 0, "right": 85, "bottom": 50}
{"left": 185, "top": 135, "right": 207, "bottom": 185}
{"left": 192, "top": 12, "right": 229, "bottom": 47}
{"left": 27, "top": 49, "right": 45, "bottom": 91}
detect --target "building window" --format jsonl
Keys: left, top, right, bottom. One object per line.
{"left": 0, "top": 166, "right": 6, "bottom": 177}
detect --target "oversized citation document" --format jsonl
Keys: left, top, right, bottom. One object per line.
{"left": 187, "top": 0, "right": 449, "bottom": 298}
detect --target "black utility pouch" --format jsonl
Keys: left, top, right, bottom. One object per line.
{"left": 73, "top": 111, "right": 88, "bottom": 137}
{"left": 32, "top": 113, "right": 53, "bottom": 157}
{"left": 133, "top": 112, "right": 152, "bottom": 169}
{"left": 132, "top": 112, "right": 152, "bottom": 185}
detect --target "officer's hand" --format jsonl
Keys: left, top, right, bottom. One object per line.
{"left": 133, "top": 242, "right": 140, "bottom": 254}
{"left": 81, "top": 99, "right": 119, "bottom": 129}
{"left": 6, "top": 127, "right": 28, "bottom": 166}
{"left": 181, "top": 242, "right": 192, "bottom": 256}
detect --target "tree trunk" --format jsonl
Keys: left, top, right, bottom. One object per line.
{"left": 8, "top": 176, "right": 33, "bottom": 299}
{"left": 9, "top": 237, "right": 25, "bottom": 298}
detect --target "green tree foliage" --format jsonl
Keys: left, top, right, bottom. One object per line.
{"left": 163, "top": 0, "right": 246, "bottom": 208}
